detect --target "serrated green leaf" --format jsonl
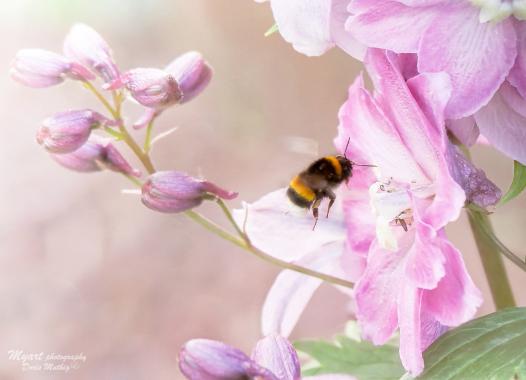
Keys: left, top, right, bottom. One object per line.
{"left": 500, "top": 161, "right": 526, "bottom": 204}
{"left": 295, "top": 335, "right": 404, "bottom": 380}
{"left": 264, "top": 23, "right": 278, "bottom": 37}
{"left": 416, "top": 307, "right": 526, "bottom": 380}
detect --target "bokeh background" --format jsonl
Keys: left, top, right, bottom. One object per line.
{"left": 1, "top": 1, "right": 525, "bottom": 379}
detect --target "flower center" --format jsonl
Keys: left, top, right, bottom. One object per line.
{"left": 368, "top": 178, "right": 434, "bottom": 251}
{"left": 470, "top": 0, "right": 526, "bottom": 22}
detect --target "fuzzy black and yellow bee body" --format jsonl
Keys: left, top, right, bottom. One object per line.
{"left": 287, "top": 155, "right": 354, "bottom": 228}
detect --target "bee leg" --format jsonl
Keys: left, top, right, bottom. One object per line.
{"left": 311, "top": 197, "right": 322, "bottom": 231}
{"left": 324, "top": 188, "right": 336, "bottom": 218}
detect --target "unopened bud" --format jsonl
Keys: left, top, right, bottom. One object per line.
{"left": 63, "top": 23, "right": 120, "bottom": 83}
{"left": 141, "top": 171, "right": 237, "bottom": 213}
{"left": 179, "top": 339, "right": 255, "bottom": 380}
{"left": 51, "top": 134, "right": 140, "bottom": 177}
{"left": 10, "top": 49, "right": 94, "bottom": 88}
{"left": 108, "top": 68, "right": 182, "bottom": 109}
{"left": 165, "top": 51, "right": 212, "bottom": 103}
{"left": 37, "top": 109, "right": 110, "bottom": 153}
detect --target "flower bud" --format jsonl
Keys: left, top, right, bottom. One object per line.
{"left": 141, "top": 171, "right": 237, "bottom": 213}
{"left": 10, "top": 49, "right": 94, "bottom": 88}
{"left": 108, "top": 68, "right": 182, "bottom": 109}
{"left": 63, "top": 23, "right": 120, "bottom": 83}
{"left": 51, "top": 134, "right": 140, "bottom": 177}
{"left": 37, "top": 109, "right": 110, "bottom": 153}
{"left": 165, "top": 51, "right": 212, "bottom": 103}
{"left": 179, "top": 339, "right": 272, "bottom": 380}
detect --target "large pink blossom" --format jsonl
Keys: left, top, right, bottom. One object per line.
{"left": 347, "top": 0, "right": 526, "bottom": 163}
{"left": 235, "top": 49, "right": 492, "bottom": 376}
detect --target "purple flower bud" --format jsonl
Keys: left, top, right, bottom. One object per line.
{"left": 10, "top": 49, "right": 94, "bottom": 88}
{"left": 108, "top": 68, "right": 182, "bottom": 109}
{"left": 179, "top": 339, "right": 276, "bottom": 380}
{"left": 251, "top": 335, "right": 301, "bottom": 380}
{"left": 165, "top": 51, "right": 212, "bottom": 103}
{"left": 141, "top": 171, "right": 237, "bottom": 213}
{"left": 63, "top": 23, "right": 120, "bottom": 83}
{"left": 36, "top": 109, "right": 110, "bottom": 153}
{"left": 51, "top": 134, "right": 140, "bottom": 177}
{"left": 448, "top": 144, "right": 502, "bottom": 209}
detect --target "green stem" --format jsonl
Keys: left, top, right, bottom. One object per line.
{"left": 468, "top": 210, "right": 516, "bottom": 309}
{"left": 83, "top": 81, "right": 118, "bottom": 119}
{"left": 144, "top": 119, "right": 155, "bottom": 153}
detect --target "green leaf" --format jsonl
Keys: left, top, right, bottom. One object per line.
{"left": 295, "top": 335, "right": 404, "bottom": 380}
{"left": 500, "top": 161, "right": 526, "bottom": 204}
{"left": 416, "top": 307, "right": 526, "bottom": 380}
{"left": 264, "top": 23, "right": 278, "bottom": 37}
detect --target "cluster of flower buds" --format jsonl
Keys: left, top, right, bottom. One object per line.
{"left": 12, "top": 23, "right": 235, "bottom": 213}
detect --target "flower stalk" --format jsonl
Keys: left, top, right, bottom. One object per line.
{"left": 467, "top": 209, "right": 516, "bottom": 310}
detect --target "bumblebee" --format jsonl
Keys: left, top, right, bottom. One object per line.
{"left": 287, "top": 141, "right": 374, "bottom": 229}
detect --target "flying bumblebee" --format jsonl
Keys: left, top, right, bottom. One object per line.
{"left": 286, "top": 140, "right": 375, "bottom": 229}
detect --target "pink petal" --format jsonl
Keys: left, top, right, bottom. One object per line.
{"left": 474, "top": 82, "right": 526, "bottom": 164}
{"left": 423, "top": 237, "right": 483, "bottom": 326}
{"left": 330, "top": 0, "right": 366, "bottom": 60}
{"left": 446, "top": 116, "right": 479, "bottom": 146}
{"left": 336, "top": 72, "right": 428, "bottom": 184}
{"left": 233, "top": 188, "right": 346, "bottom": 262}
{"left": 397, "top": 283, "right": 424, "bottom": 376}
{"left": 406, "top": 72, "right": 452, "bottom": 140}
{"left": 418, "top": 6, "right": 516, "bottom": 118}
{"left": 404, "top": 212, "right": 445, "bottom": 290}
{"left": 347, "top": 2, "right": 439, "bottom": 53}
{"left": 354, "top": 240, "right": 406, "bottom": 345}
{"left": 306, "top": 376, "right": 357, "bottom": 380}
{"left": 252, "top": 335, "right": 301, "bottom": 380}
{"left": 500, "top": 79, "right": 526, "bottom": 119}
{"left": 270, "top": 0, "right": 334, "bottom": 56}
{"left": 365, "top": 49, "right": 445, "bottom": 181}
{"left": 419, "top": 309, "right": 447, "bottom": 352}
{"left": 261, "top": 242, "right": 346, "bottom": 337}
{"left": 508, "top": 22, "right": 526, "bottom": 99}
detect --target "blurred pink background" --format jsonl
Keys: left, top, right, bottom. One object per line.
{"left": 1, "top": 1, "right": 525, "bottom": 379}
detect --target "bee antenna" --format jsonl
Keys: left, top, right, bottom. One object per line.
{"left": 343, "top": 137, "right": 350, "bottom": 159}
{"left": 352, "top": 162, "right": 377, "bottom": 168}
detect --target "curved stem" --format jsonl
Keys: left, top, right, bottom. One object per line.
{"left": 468, "top": 210, "right": 516, "bottom": 309}
{"left": 83, "top": 81, "right": 118, "bottom": 119}
{"left": 187, "top": 206, "right": 354, "bottom": 289}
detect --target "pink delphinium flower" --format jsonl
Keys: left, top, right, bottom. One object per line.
{"left": 36, "top": 109, "right": 113, "bottom": 153}
{"left": 63, "top": 23, "right": 120, "bottom": 84}
{"left": 132, "top": 51, "right": 213, "bottom": 129}
{"left": 10, "top": 49, "right": 94, "bottom": 88}
{"left": 179, "top": 335, "right": 300, "bottom": 380}
{"left": 345, "top": 0, "right": 526, "bottom": 163}
{"left": 235, "top": 49, "right": 494, "bottom": 375}
{"left": 51, "top": 134, "right": 141, "bottom": 177}
{"left": 141, "top": 171, "right": 238, "bottom": 213}
{"left": 107, "top": 68, "right": 182, "bottom": 108}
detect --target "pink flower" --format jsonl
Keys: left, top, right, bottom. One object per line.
{"left": 63, "top": 23, "right": 120, "bottom": 83}
{"left": 51, "top": 134, "right": 141, "bottom": 177}
{"left": 10, "top": 49, "right": 94, "bottom": 88}
{"left": 258, "top": 0, "right": 365, "bottom": 59}
{"left": 36, "top": 109, "right": 112, "bottom": 153}
{"left": 235, "top": 50, "right": 490, "bottom": 376}
{"left": 165, "top": 51, "right": 213, "bottom": 104}
{"left": 107, "top": 68, "right": 182, "bottom": 108}
{"left": 131, "top": 51, "right": 213, "bottom": 129}
{"left": 346, "top": 0, "right": 526, "bottom": 163}
{"left": 179, "top": 335, "right": 300, "bottom": 380}
{"left": 141, "top": 171, "right": 237, "bottom": 213}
